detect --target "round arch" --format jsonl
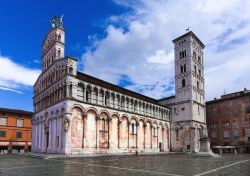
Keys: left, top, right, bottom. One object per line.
{"left": 71, "top": 104, "right": 85, "bottom": 114}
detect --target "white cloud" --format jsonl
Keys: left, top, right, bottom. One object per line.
{"left": 0, "top": 86, "right": 23, "bottom": 94}
{"left": 0, "top": 55, "right": 40, "bottom": 93}
{"left": 147, "top": 50, "right": 174, "bottom": 65}
{"left": 82, "top": 0, "right": 250, "bottom": 100}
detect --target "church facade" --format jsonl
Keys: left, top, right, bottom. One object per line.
{"left": 32, "top": 16, "right": 207, "bottom": 155}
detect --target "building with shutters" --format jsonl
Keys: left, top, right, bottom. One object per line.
{"left": 206, "top": 88, "right": 250, "bottom": 153}
{"left": 0, "top": 107, "right": 32, "bottom": 154}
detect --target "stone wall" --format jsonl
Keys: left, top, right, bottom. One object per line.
{"left": 32, "top": 100, "right": 170, "bottom": 155}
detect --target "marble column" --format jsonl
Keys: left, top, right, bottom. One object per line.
{"left": 190, "top": 127, "right": 196, "bottom": 152}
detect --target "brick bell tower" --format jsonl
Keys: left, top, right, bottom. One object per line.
{"left": 159, "top": 31, "right": 207, "bottom": 152}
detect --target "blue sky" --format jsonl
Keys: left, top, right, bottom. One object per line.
{"left": 0, "top": 0, "right": 127, "bottom": 111}
{"left": 1, "top": 0, "right": 250, "bottom": 111}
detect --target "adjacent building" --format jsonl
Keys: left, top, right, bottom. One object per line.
{"left": 0, "top": 108, "right": 32, "bottom": 154}
{"left": 32, "top": 16, "right": 208, "bottom": 155}
{"left": 206, "top": 89, "right": 250, "bottom": 153}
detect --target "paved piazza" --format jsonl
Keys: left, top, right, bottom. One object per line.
{"left": 0, "top": 154, "right": 250, "bottom": 176}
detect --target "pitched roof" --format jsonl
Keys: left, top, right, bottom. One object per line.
{"left": 76, "top": 71, "right": 168, "bottom": 108}
{"left": 0, "top": 107, "right": 33, "bottom": 116}
{"left": 172, "top": 31, "right": 205, "bottom": 48}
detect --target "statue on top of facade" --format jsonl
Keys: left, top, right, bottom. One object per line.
{"left": 51, "top": 16, "right": 58, "bottom": 28}
{"left": 51, "top": 15, "right": 64, "bottom": 28}
{"left": 59, "top": 14, "right": 64, "bottom": 26}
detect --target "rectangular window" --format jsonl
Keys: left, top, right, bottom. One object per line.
{"left": 0, "top": 131, "right": 6, "bottom": 137}
{"left": 233, "top": 130, "right": 239, "bottom": 137}
{"left": 246, "top": 107, "right": 250, "bottom": 113}
{"left": 16, "top": 132, "right": 22, "bottom": 138}
{"left": 0, "top": 117, "right": 7, "bottom": 126}
{"left": 242, "top": 129, "right": 246, "bottom": 137}
{"left": 16, "top": 119, "right": 24, "bottom": 127}
{"left": 223, "top": 130, "right": 229, "bottom": 138}
{"left": 211, "top": 132, "right": 217, "bottom": 138}
{"left": 246, "top": 129, "right": 250, "bottom": 137}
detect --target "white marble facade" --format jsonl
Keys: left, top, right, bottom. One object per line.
{"left": 32, "top": 16, "right": 171, "bottom": 154}
{"left": 32, "top": 16, "right": 208, "bottom": 155}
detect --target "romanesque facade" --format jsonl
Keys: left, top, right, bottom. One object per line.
{"left": 32, "top": 16, "right": 171, "bottom": 154}
{"left": 159, "top": 32, "right": 207, "bottom": 152}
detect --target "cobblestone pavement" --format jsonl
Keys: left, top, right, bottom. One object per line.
{"left": 0, "top": 154, "right": 249, "bottom": 176}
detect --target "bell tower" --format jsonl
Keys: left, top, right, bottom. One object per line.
{"left": 172, "top": 31, "right": 205, "bottom": 123}
{"left": 41, "top": 15, "right": 65, "bottom": 71}
{"left": 159, "top": 31, "right": 207, "bottom": 152}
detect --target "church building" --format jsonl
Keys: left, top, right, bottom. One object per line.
{"left": 32, "top": 16, "right": 207, "bottom": 155}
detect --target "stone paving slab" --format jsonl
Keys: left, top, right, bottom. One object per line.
{"left": 0, "top": 154, "right": 249, "bottom": 176}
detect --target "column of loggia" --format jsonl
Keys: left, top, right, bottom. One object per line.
{"left": 50, "top": 118, "right": 54, "bottom": 151}
{"left": 91, "top": 86, "right": 94, "bottom": 104}
{"left": 41, "top": 121, "right": 45, "bottom": 152}
{"left": 156, "top": 126, "right": 159, "bottom": 149}
{"left": 48, "top": 119, "right": 52, "bottom": 152}
{"left": 127, "top": 120, "right": 130, "bottom": 149}
{"left": 57, "top": 117, "right": 62, "bottom": 152}
{"left": 54, "top": 118, "right": 57, "bottom": 151}
{"left": 35, "top": 122, "right": 38, "bottom": 150}
{"left": 96, "top": 114, "right": 99, "bottom": 150}
{"left": 39, "top": 122, "right": 42, "bottom": 151}
{"left": 51, "top": 118, "right": 55, "bottom": 151}
{"left": 190, "top": 126, "right": 196, "bottom": 152}
{"left": 33, "top": 123, "right": 37, "bottom": 151}
{"left": 58, "top": 117, "right": 63, "bottom": 152}
{"left": 40, "top": 122, "right": 44, "bottom": 151}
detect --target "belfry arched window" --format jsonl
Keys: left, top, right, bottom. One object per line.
{"left": 198, "top": 56, "right": 201, "bottom": 64}
{"left": 197, "top": 81, "right": 199, "bottom": 89}
{"left": 86, "top": 90, "right": 90, "bottom": 102}
{"left": 182, "top": 79, "right": 185, "bottom": 87}
{"left": 181, "top": 66, "right": 183, "bottom": 73}
{"left": 193, "top": 51, "right": 196, "bottom": 59}
{"left": 58, "top": 48, "right": 61, "bottom": 58}
{"left": 69, "top": 84, "right": 73, "bottom": 97}
{"left": 58, "top": 34, "right": 61, "bottom": 42}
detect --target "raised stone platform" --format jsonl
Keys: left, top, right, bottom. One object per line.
{"left": 190, "top": 151, "right": 220, "bottom": 158}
